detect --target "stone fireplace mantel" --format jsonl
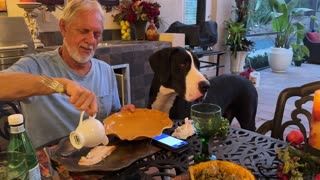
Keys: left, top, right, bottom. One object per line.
{"left": 94, "top": 41, "right": 171, "bottom": 108}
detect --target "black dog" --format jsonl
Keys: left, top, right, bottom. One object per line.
{"left": 148, "top": 47, "right": 258, "bottom": 131}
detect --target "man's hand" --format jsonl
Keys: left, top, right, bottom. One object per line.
{"left": 59, "top": 78, "right": 98, "bottom": 116}
{"left": 121, "top": 104, "right": 135, "bottom": 113}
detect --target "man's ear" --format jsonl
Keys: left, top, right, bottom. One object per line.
{"left": 59, "top": 19, "right": 67, "bottom": 37}
{"left": 149, "top": 47, "right": 176, "bottom": 83}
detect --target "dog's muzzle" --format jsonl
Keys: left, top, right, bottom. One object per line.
{"left": 198, "top": 80, "right": 210, "bottom": 94}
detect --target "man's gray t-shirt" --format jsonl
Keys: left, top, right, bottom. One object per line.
{"left": 2, "top": 48, "right": 121, "bottom": 148}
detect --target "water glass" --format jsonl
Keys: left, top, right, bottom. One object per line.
{"left": 0, "top": 151, "right": 28, "bottom": 180}
{"left": 191, "top": 103, "right": 222, "bottom": 163}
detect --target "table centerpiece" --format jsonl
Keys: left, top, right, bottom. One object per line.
{"left": 112, "top": 0, "right": 161, "bottom": 41}
{"left": 276, "top": 90, "right": 320, "bottom": 179}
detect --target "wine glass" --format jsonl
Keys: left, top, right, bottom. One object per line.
{"left": 191, "top": 103, "right": 222, "bottom": 163}
{"left": 0, "top": 151, "right": 28, "bottom": 180}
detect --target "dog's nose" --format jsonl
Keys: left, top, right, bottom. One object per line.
{"left": 198, "top": 80, "right": 210, "bottom": 94}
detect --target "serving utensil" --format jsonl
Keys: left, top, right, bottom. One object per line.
{"left": 43, "top": 147, "right": 61, "bottom": 179}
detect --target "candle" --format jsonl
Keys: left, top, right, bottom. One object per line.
{"left": 20, "top": 0, "right": 36, "bottom": 2}
{"left": 309, "top": 90, "right": 320, "bottom": 150}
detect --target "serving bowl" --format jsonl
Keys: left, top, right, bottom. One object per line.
{"left": 189, "top": 160, "right": 255, "bottom": 180}
{"left": 103, "top": 108, "right": 173, "bottom": 140}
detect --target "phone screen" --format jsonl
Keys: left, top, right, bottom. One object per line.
{"left": 153, "top": 133, "right": 188, "bottom": 149}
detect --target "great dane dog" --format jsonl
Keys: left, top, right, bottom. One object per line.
{"left": 148, "top": 47, "right": 258, "bottom": 131}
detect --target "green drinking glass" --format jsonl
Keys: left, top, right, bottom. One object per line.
{"left": 191, "top": 103, "right": 222, "bottom": 163}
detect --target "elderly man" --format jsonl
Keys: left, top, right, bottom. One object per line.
{"left": 1, "top": 0, "right": 134, "bottom": 148}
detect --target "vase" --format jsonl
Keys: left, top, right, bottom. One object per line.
{"left": 230, "top": 51, "right": 248, "bottom": 74}
{"left": 146, "top": 18, "right": 159, "bottom": 41}
{"left": 293, "top": 60, "right": 302, "bottom": 67}
{"left": 133, "top": 20, "right": 147, "bottom": 40}
{"left": 267, "top": 47, "right": 293, "bottom": 73}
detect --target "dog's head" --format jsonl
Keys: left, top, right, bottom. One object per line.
{"left": 149, "top": 47, "right": 210, "bottom": 102}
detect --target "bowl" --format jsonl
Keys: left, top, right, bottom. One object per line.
{"left": 189, "top": 160, "right": 255, "bottom": 180}
{"left": 103, "top": 108, "right": 173, "bottom": 140}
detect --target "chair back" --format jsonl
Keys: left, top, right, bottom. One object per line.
{"left": 256, "top": 81, "right": 320, "bottom": 140}
{"left": 303, "top": 32, "right": 320, "bottom": 64}
{"left": 165, "top": 21, "right": 218, "bottom": 49}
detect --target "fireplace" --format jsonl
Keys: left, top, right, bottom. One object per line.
{"left": 112, "top": 64, "right": 131, "bottom": 106}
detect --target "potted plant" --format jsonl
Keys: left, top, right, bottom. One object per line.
{"left": 291, "top": 43, "right": 310, "bottom": 66}
{"left": 225, "top": 0, "right": 254, "bottom": 74}
{"left": 290, "top": 24, "right": 310, "bottom": 66}
{"left": 255, "top": 0, "right": 311, "bottom": 72}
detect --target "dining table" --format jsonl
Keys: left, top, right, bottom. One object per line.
{"left": 37, "top": 119, "right": 288, "bottom": 179}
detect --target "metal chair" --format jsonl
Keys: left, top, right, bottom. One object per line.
{"left": 256, "top": 81, "right": 320, "bottom": 140}
{"left": 165, "top": 21, "right": 225, "bottom": 76}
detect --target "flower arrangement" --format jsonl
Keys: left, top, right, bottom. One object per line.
{"left": 276, "top": 130, "right": 320, "bottom": 179}
{"left": 113, "top": 0, "right": 161, "bottom": 26}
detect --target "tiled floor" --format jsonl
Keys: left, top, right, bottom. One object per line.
{"left": 201, "top": 63, "right": 320, "bottom": 136}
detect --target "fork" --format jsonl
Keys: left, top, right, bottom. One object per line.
{"left": 40, "top": 75, "right": 65, "bottom": 93}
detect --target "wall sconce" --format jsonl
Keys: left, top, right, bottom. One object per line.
{"left": 36, "top": 0, "right": 64, "bottom": 12}
{"left": 98, "top": 0, "right": 119, "bottom": 12}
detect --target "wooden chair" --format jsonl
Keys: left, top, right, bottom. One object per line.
{"left": 256, "top": 81, "right": 320, "bottom": 140}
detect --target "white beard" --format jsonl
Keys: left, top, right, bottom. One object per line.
{"left": 64, "top": 38, "right": 94, "bottom": 63}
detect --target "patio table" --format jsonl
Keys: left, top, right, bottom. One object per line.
{"left": 210, "top": 127, "right": 288, "bottom": 179}
{"left": 38, "top": 119, "right": 288, "bottom": 179}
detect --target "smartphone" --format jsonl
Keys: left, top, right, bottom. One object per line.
{"left": 152, "top": 133, "right": 189, "bottom": 153}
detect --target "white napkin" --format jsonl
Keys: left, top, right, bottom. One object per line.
{"left": 172, "top": 118, "right": 195, "bottom": 139}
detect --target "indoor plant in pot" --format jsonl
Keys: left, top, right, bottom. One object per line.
{"left": 256, "top": 0, "right": 310, "bottom": 72}
{"left": 225, "top": 0, "right": 254, "bottom": 74}
{"left": 225, "top": 20, "right": 254, "bottom": 74}
{"left": 290, "top": 26, "right": 310, "bottom": 67}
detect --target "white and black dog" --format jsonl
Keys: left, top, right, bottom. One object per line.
{"left": 148, "top": 47, "right": 258, "bottom": 131}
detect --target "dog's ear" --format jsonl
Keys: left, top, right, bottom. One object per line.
{"left": 149, "top": 47, "right": 176, "bottom": 83}
{"left": 189, "top": 50, "right": 200, "bottom": 69}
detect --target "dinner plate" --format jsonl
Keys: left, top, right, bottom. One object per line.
{"left": 103, "top": 108, "right": 173, "bottom": 140}
{"left": 50, "top": 137, "right": 160, "bottom": 172}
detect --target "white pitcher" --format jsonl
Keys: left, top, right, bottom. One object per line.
{"left": 70, "top": 111, "right": 109, "bottom": 149}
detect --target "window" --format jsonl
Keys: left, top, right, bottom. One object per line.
{"left": 184, "top": 0, "right": 197, "bottom": 24}
{"left": 246, "top": 0, "right": 319, "bottom": 50}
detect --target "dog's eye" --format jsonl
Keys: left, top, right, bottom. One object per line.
{"left": 180, "top": 63, "right": 186, "bottom": 68}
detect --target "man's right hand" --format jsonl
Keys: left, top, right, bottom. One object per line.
{"left": 58, "top": 78, "right": 98, "bottom": 116}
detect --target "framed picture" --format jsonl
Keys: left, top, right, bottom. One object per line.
{"left": 0, "top": 0, "right": 7, "bottom": 12}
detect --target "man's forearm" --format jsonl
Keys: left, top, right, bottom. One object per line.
{"left": 0, "top": 72, "right": 55, "bottom": 101}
